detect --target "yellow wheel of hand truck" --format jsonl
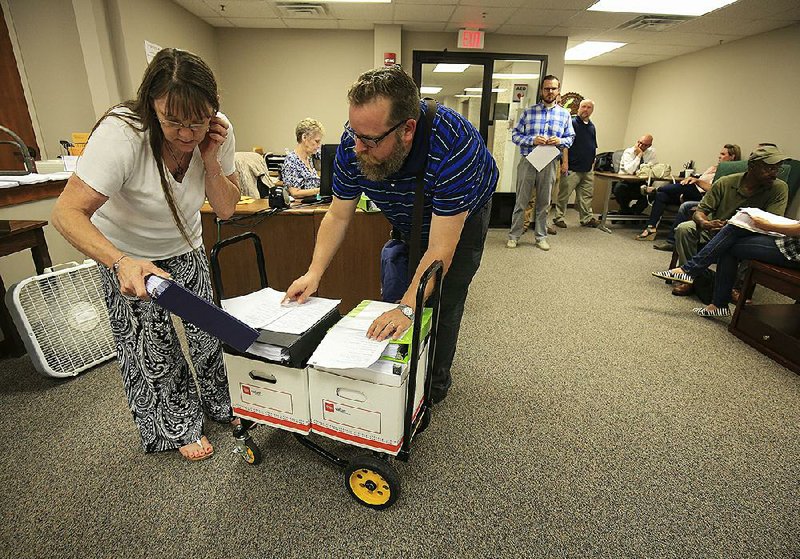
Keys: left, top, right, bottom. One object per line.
{"left": 344, "top": 454, "right": 400, "bottom": 510}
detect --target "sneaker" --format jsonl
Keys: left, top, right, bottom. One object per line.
{"left": 535, "top": 239, "right": 550, "bottom": 251}
{"left": 653, "top": 241, "right": 675, "bottom": 252}
{"left": 582, "top": 217, "right": 599, "bottom": 228}
{"left": 506, "top": 239, "right": 517, "bottom": 248}
{"left": 553, "top": 219, "right": 567, "bottom": 228}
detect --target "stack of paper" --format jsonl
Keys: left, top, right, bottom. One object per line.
{"left": 728, "top": 207, "right": 793, "bottom": 237}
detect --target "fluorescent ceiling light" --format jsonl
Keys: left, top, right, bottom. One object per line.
{"left": 434, "top": 63, "right": 470, "bottom": 73}
{"left": 587, "top": 0, "right": 736, "bottom": 16}
{"left": 565, "top": 41, "right": 626, "bottom": 60}
{"left": 320, "top": 0, "right": 391, "bottom": 3}
{"left": 464, "top": 88, "right": 507, "bottom": 93}
{"left": 492, "top": 73, "right": 539, "bottom": 79}
{"left": 455, "top": 94, "right": 481, "bottom": 98}
{"left": 420, "top": 86, "right": 442, "bottom": 94}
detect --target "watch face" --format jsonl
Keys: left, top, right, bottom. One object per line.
{"left": 400, "top": 305, "right": 413, "bottom": 318}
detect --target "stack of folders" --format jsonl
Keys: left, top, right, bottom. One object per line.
{"left": 220, "top": 287, "right": 340, "bottom": 366}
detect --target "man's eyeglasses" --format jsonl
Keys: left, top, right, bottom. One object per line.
{"left": 344, "top": 120, "right": 406, "bottom": 148}
{"left": 542, "top": 87, "right": 559, "bottom": 92}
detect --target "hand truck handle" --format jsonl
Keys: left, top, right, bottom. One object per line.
{"left": 209, "top": 231, "right": 268, "bottom": 305}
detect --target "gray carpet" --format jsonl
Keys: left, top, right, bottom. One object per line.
{"left": 1, "top": 216, "right": 798, "bottom": 559}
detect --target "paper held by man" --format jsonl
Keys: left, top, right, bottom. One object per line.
{"left": 728, "top": 207, "right": 793, "bottom": 237}
{"left": 526, "top": 145, "right": 560, "bottom": 172}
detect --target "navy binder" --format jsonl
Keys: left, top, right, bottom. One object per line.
{"left": 146, "top": 275, "right": 259, "bottom": 353}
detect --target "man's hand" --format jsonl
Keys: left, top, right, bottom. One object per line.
{"left": 633, "top": 145, "right": 643, "bottom": 157}
{"left": 116, "top": 257, "right": 170, "bottom": 300}
{"left": 533, "top": 135, "right": 547, "bottom": 146}
{"left": 282, "top": 271, "right": 321, "bottom": 304}
{"left": 545, "top": 136, "right": 560, "bottom": 145}
{"left": 702, "top": 219, "right": 727, "bottom": 231}
{"left": 561, "top": 164, "right": 569, "bottom": 176}
{"left": 681, "top": 177, "right": 697, "bottom": 186}
{"left": 367, "top": 308, "right": 411, "bottom": 342}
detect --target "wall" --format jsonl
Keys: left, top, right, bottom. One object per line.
{"left": 215, "top": 28, "right": 373, "bottom": 154}
{"left": 561, "top": 65, "right": 636, "bottom": 153}
{"left": 5, "top": 0, "right": 96, "bottom": 160}
{"left": 624, "top": 23, "right": 800, "bottom": 174}
{"left": 106, "top": 0, "right": 219, "bottom": 101}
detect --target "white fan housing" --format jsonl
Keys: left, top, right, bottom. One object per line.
{"left": 6, "top": 260, "right": 116, "bottom": 378}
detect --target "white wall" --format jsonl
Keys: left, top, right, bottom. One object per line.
{"left": 561, "top": 65, "right": 637, "bottom": 153}
{"left": 624, "top": 23, "right": 800, "bottom": 173}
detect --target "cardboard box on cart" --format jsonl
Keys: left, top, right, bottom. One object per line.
{"left": 308, "top": 302, "right": 432, "bottom": 455}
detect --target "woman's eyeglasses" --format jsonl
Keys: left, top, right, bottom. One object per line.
{"left": 343, "top": 120, "right": 406, "bottom": 148}
{"left": 157, "top": 113, "right": 210, "bottom": 132}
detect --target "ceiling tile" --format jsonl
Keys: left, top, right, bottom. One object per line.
{"left": 393, "top": 4, "right": 455, "bottom": 22}
{"left": 448, "top": 5, "right": 516, "bottom": 27}
{"left": 617, "top": 43, "right": 697, "bottom": 56}
{"left": 173, "top": 0, "right": 217, "bottom": 18}
{"left": 674, "top": 16, "right": 793, "bottom": 36}
{"left": 546, "top": 26, "right": 598, "bottom": 40}
{"left": 494, "top": 24, "right": 555, "bottom": 36}
{"left": 201, "top": 16, "right": 234, "bottom": 27}
{"left": 775, "top": 7, "right": 800, "bottom": 19}
{"left": 458, "top": 0, "right": 526, "bottom": 7}
{"left": 393, "top": 0, "right": 458, "bottom": 4}
{"left": 327, "top": 4, "right": 394, "bottom": 20}
{"left": 565, "top": 10, "right": 637, "bottom": 28}
{"left": 339, "top": 21, "right": 392, "bottom": 30}
{"left": 396, "top": 21, "right": 449, "bottom": 32}
{"left": 208, "top": 0, "right": 278, "bottom": 18}
{"left": 708, "top": 0, "right": 800, "bottom": 19}
{"left": 224, "top": 17, "right": 286, "bottom": 28}
{"left": 527, "top": 0, "right": 594, "bottom": 8}
{"left": 508, "top": 8, "right": 576, "bottom": 27}
{"left": 282, "top": 19, "right": 341, "bottom": 29}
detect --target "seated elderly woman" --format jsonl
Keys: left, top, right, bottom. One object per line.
{"left": 637, "top": 144, "right": 741, "bottom": 241}
{"left": 282, "top": 117, "right": 324, "bottom": 200}
{"left": 651, "top": 213, "right": 800, "bottom": 317}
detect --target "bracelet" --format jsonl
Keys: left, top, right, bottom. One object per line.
{"left": 111, "top": 254, "right": 128, "bottom": 274}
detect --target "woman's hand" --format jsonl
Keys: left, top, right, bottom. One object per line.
{"left": 199, "top": 115, "right": 229, "bottom": 166}
{"left": 115, "top": 257, "right": 170, "bottom": 300}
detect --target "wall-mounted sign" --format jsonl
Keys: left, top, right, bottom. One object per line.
{"left": 458, "top": 29, "right": 484, "bottom": 50}
{"left": 384, "top": 52, "right": 396, "bottom": 67}
{"left": 513, "top": 84, "right": 528, "bottom": 103}
{"left": 144, "top": 40, "right": 162, "bottom": 64}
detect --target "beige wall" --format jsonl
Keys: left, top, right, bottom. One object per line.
{"left": 215, "top": 28, "right": 373, "bottom": 154}
{"left": 561, "top": 65, "right": 637, "bottom": 153}
{"left": 624, "top": 23, "right": 800, "bottom": 174}
{"left": 106, "top": 0, "right": 219, "bottom": 101}
{"left": 5, "top": 0, "right": 96, "bottom": 160}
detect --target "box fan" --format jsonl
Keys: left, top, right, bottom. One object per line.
{"left": 5, "top": 260, "right": 116, "bottom": 378}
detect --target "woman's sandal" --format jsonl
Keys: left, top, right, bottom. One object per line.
{"left": 636, "top": 226, "right": 657, "bottom": 241}
{"left": 692, "top": 306, "right": 731, "bottom": 318}
{"left": 179, "top": 436, "right": 214, "bottom": 462}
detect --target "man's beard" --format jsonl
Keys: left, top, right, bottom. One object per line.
{"left": 356, "top": 133, "right": 409, "bottom": 182}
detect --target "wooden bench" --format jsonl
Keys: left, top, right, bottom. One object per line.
{"left": 729, "top": 260, "right": 800, "bottom": 374}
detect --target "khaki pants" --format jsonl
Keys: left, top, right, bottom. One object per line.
{"left": 554, "top": 170, "right": 594, "bottom": 224}
{"left": 523, "top": 172, "right": 561, "bottom": 232}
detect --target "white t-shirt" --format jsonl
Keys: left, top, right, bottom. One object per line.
{"left": 77, "top": 109, "right": 235, "bottom": 260}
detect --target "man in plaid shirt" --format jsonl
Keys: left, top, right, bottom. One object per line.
{"left": 507, "top": 75, "right": 575, "bottom": 251}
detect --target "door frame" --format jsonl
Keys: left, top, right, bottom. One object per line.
{"left": 412, "top": 51, "right": 548, "bottom": 143}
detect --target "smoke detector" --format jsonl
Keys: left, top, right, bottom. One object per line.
{"left": 618, "top": 14, "right": 693, "bottom": 31}
{"left": 277, "top": 3, "right": 328, "bottom": 17}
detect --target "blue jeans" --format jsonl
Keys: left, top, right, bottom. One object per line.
{"left": 663, "top": 201, "right": 699, "bottom": 245}
{"left": 646, "top": 183, "right": 703, "bottom": 228}
{"left": 681, "top": 224, "right": 800, "bottom": 307}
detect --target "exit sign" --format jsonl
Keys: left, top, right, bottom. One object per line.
{"left": 458, "top": 29, "right": 484, "bottom": 50}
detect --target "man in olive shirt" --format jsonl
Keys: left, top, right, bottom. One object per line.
{"left": 672, "top": 146, "right": 788, "bottom": 294}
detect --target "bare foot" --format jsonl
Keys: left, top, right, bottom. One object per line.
{"left": 230, "top": 417, "right": 241, "bottom": 427}
{"left": 179, "top": 435, "right": 214, "bottom": 461}
{"left": 669, "top": 267, "right": 685, "bottom": 275}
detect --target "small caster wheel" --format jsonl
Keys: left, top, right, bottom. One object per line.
{"left": 415, "top": 406, "right": 432, "bottom": 435}
{"left": 235, "top": 437, "right": 262, "bottom": 465}
{"left": 344, "top": 454, "right": 400, "bottom": 510}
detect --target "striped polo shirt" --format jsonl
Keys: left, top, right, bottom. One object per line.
{"left": 332, "top": 100, "right": 498, "bottom": 240}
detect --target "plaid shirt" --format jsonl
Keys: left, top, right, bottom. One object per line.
{"left": 776, "top": 236, "right": 800, "bottom": 262}
{"left": 512, "top": 103, "right": 575, "bottom": 156}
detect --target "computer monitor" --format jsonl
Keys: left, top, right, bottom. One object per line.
{"left": 319, "top": 143, "right": 338, "bottom": 200}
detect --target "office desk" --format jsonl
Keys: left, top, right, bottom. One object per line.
{"left": 0, "top": 220, "right": 52, "bottom": 356}
{"left": 592, "top": 172, "right": 671, "bottom": 230}
{"left": 201, "top": 200, "right": 392, "bottom": 313}
{"left": 728, "top": 260, "right": 800, "bottom": 374}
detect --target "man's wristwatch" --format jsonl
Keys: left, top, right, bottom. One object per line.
{"left": 397, "top": 304, "right": 414, "bottom": 320}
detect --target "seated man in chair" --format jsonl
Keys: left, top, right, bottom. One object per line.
{"left": 671, "top": 146, "right": 789, "bottom": 296}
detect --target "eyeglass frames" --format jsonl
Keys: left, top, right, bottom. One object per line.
{"left": 156, "top": 110, "right": 211, "bottom": 132}
{"left": 343, "top": 119, "right": 406, "bottom": 148}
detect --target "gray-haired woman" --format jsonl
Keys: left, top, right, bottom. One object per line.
{"left": 281, "top": 117, "right": 324, "bottom": 199}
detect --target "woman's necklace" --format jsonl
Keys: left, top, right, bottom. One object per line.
{"left": 165, "top": 141, "right": 189, "bottom": 180}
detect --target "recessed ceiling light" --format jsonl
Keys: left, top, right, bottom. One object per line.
{"left": 464, "top": 88, "right": 507, "bottom": 93}
{"left": 434, "top": 63, "right": 471, "bottom": 73}
{"left": 565, "top": 41, "right": 626, "bottom": 60}
{"left": 420, "top": 86, "right": 442, "bottom": 94}
{"left": 587, "top": 0, "right": 736, "bottom": 16}
{"left": 492, "top": 73, "right": 539, "bottom": 79}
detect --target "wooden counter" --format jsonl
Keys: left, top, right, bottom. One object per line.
{"left": 201, "top": 199, "right": 392, "bottom": 313}
{"left": 0, "top": 178, "right": 67, "bottom": 208}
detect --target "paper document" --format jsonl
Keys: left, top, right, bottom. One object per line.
{"left": 0, "top": 173, "right": 53, "bottom": 185}
{"left": 308, "top": 317, "right": 390, "bottom": 369}
{"left": 0, "top": 180, "right": 19, "bottom": 188}
{"left": 245, "top": 341, "right": 287, "bottom": 362}
{"left": 525, "top": 145, "right": 560, "bottom": 172}
{"left": 268, "top": 296, "right": 341, "bottom": 334}
{"left": 222, "top": 287, "right": 340, "bottom": 334}
{"left": 728, "top": 208, "right": 793, "bottom": 238}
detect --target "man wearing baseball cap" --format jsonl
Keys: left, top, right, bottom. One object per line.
{"left": 670, "top": 145, "right": 789, "bottom": 296}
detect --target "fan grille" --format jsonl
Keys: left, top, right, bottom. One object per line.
{"left": 17, "top": 264, "right": 116, "bottom": 376}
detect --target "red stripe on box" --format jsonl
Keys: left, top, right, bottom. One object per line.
{"left": 233, "top": 407, "right": 310, "bottom": 433}
{"left": 311, "top": 423, "right": 402, "bottom": 453}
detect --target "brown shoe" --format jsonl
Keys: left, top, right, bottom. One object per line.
{"left": 553, "top": 219, "right": 567, "bottom": 228}
{"left": 731, "top": 289, "right": 752, "bottom": 305}
{"left": 582, "top": 217, "right": 599, "bottom": 228}
{"left": 546, "top": 225, "right": 557, "bottom": 235}
{"left": 672, "top": 283, "right": 694, "bottom": 296}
